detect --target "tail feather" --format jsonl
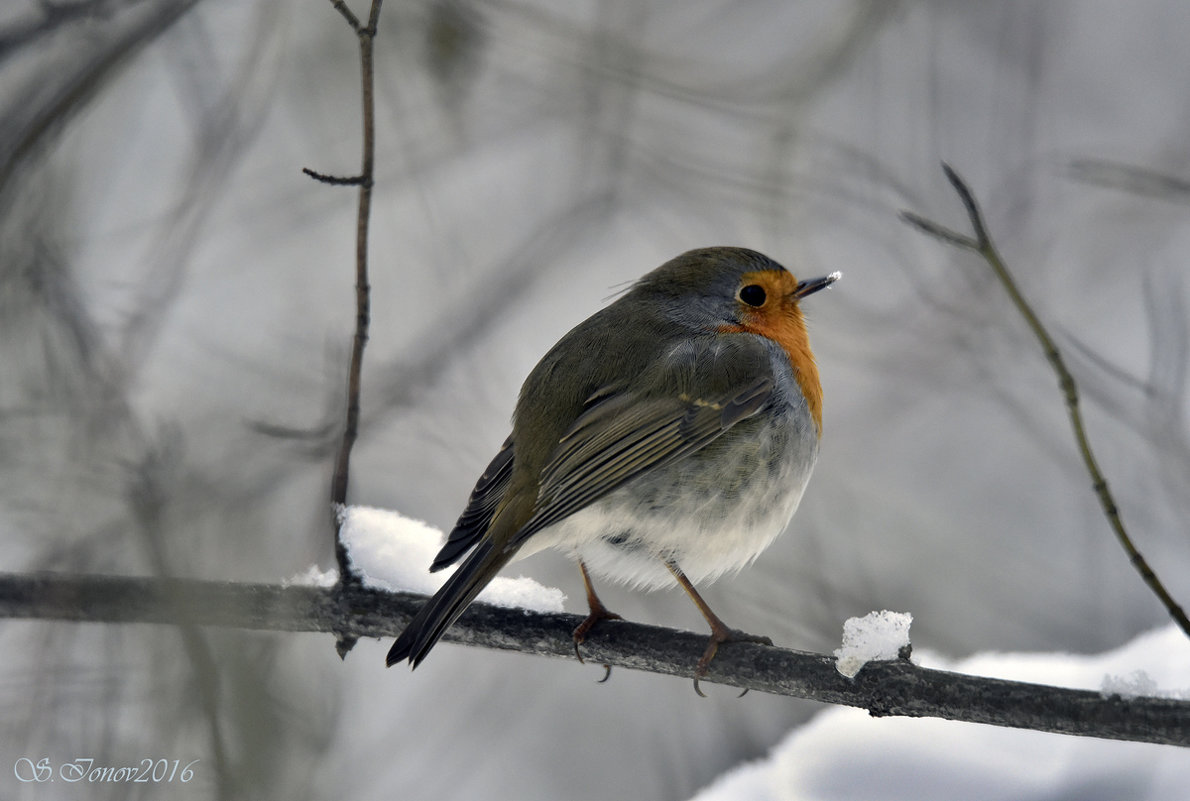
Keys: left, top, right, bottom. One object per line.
{"left": 386, "top": 540, "right": 514, "bottom": 668}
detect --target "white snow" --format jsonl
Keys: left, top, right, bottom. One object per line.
{"left": 833, "top": 610, "right": 913, "bottom": 678}
{"left": 1101, "top": 668, "right": 1190, "bottom": 701}
{"left": 689, "top": 623, "right": 1190, "bottom": 801}
{"left": 334, "top": 505, "right": 566, "bottom": 613}
{"left": 1101, "top": 669, "right": 1160, "bottom": 700}
{"left": 282, "top": 564, "right": 338, "bottom": 588}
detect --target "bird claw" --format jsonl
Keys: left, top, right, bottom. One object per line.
{"left": 691, "top": 628, "right": 772, "bottom": 697}
{"left": 573, "top": 632, "right": 615, "bottom": 684}
{"left": 572, "top": 607, "right": 622, "bottom": 666}
{"left": 571, "top": 641, "right": 613, "bottom": 682}
{"left": 692, "top": 679, "right": 745, "bottom": 697}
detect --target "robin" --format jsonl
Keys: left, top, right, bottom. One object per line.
{"left": 386, "top": 247, "right": 839, "bottom": 688}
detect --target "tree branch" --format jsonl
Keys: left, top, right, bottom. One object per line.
{"left": 308, "top": 0, "right": 385, "bottom": 645}
{"left": 901, "top": 162, "right": 1190, "bottom": 640}
{"left": 1, "top": 572, "right": 1186, "bottom": 748}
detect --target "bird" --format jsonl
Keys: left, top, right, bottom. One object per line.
{"left": 386, "top": 246, "right": 839, "bottom": 688}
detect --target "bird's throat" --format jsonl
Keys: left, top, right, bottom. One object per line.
{"left": 720, "top": 306, "right": 823, "bottom": 436}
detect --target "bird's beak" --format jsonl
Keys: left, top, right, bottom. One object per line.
{"left": 793, "top": 271, "right": 842, "bottom": 299}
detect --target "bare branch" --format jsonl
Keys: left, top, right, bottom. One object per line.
{"left": 328, "top": 0, "right": 363, "bottom": 33}
{"left": 315, "top": 0, "right": 385, "bottom": 614}
{"left": 1, "top": 572, "right": 1187, "bottom": 748}
{"left": 939, "top": 161, "right": 991, "bottom": 247}
{"left": 902, "top": 163, "right": 1190, "bottom": 640}
{"left": 1067, "top": 158, "right": 1190, "bottom": 203}
{"left": 302, "top": 166, "right": 368, "bottom": 186}
{"left": 897, "top": 210, "right": 980, "bottom": 251}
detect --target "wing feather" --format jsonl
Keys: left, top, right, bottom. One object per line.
{"left": 509, "top": 372, "right": 774, "bottom": 548}
{"left": 430, "top": 437, "right": 514, "bottom": 571}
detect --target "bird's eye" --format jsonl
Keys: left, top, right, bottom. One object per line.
{"left": 738, "top": 284, "right": 767, "bottom": 307}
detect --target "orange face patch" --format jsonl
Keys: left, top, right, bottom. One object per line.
{"left": 719, "top": 270, "right": 823, "bottom": 435}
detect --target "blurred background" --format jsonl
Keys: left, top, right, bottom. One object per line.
{"left": 2, "top": 1, "right": 1189, "bottom": 799}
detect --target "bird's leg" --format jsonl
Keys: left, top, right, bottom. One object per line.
{"left": 665, "top": 559, "right": 771, "bottom": 696}
{"left": 572, "top": 559, "right": 622, "bottom": 664}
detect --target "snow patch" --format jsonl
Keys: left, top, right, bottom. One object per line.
{"left": 335, "top": 504, "right": 566, "bottom": 613}
{"left": 833, "top": 610, "right": 913, "bottom": 678}
{"left": 687, "top": 623, "right": 1190, "bottom": 801}
{"left": 1101, "top": 668, "right": 1190, "bottom": 701}
{"left": 1101, "top": 669, "right": 1159, "bottom": 700}
{"left": 282, "top": 564, "right": 338, "bottom": 588}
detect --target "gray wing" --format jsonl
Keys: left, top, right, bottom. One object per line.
{"left": 508, "top": 369, "right": 773, "bottom": 549}
{"left": 430, "top": 436, "right": 514, "bottom": 571}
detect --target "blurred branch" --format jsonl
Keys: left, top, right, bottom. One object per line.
{"left": 2, "top": 572, "right": 1188, "bottom": 748}
{"left": 1067, "top": 158, "right": 1190, "bottom": 203}
{"left": 118, "top": 5, "right": 280, "bottom": 385}
{"left": 306, "top": 0, "right": 385, "bottom": 623}
{"left": 0, "top": 0, "right": 112, "bottom": 66}
{"left": 901, "top": 162, "right": 1190, "bottom": 640}
{"left": 126, "top": 435, "right": 232, "bottom": 798}
{"left": 0, "top": 0, "right": 203, "bottom": 199}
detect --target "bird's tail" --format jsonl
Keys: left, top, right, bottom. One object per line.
{"left": 386, "top": 539, "right": 514, "bottom": 668}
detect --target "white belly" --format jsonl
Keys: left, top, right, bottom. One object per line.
{"left": 518, "top": 403, "right": 820, "bottom": 590}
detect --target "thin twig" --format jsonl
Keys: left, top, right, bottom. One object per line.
{"left": 1, "top": 572, "right": 1187, "bottom": 748}
{"left": 313, "top": 0, "right": 384, "bottom": 656}
{"left": 324, "top": 0, "right": 383, "bottom": 574}
{"left": 901, "top": 162, "right": 1190, "bottom": 639}
{"left": 329, "top": 0, "right": 363, "bottom": 33}
{"left": 302, "top": 167, "right": 367, "bottom": 186}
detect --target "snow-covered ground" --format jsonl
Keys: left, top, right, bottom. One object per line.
{"left": 693, "top": 624, "right": 1190, "bottom": 801}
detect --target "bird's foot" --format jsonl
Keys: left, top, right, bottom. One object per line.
{"left": 572, "top": 606, "right": 622, "bottom": 664}
{"left": 692, "top": 627, "right": 772, "bottom": 697}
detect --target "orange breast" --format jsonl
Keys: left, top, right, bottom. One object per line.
{"left": 719, "top": 270, "right": 823, "bottom": 436}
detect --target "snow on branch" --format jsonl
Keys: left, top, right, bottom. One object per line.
{"left": 1, "top": 571, "right": 1187, "bottom": 748}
